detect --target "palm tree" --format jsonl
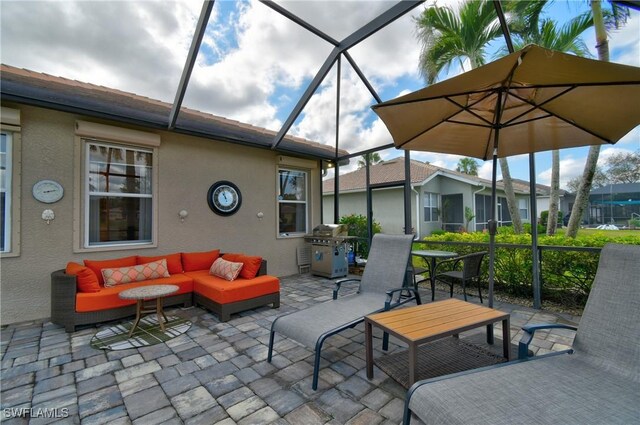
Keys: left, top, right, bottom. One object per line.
{"left": 357, "top": 152, "right": 381, "bottom": 169}
{"left": 415, "top": 0, "right": 524, "bottom": 233}
{"left": 507, "top": 2, "right": 593, "bottom": 236}
{"left": 456, "top": 157, "right": 479, "bottom": 176}
{"left": 566, "top": 0, "right": 630, "bottom": 237}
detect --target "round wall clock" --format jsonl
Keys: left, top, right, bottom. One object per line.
{"left": 32, "top": 180, "right": 64, "bottom": 204}
{"left": 207, "top": 181, "right": 242, "bottom": 216}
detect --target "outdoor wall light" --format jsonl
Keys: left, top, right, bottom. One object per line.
{"left": 42, "top": 209, "right": 55, "bottom": 224}
{"left": 257, "top": 212, "right": 264, "bottom": 220}
{"left": 178, "top": 209, "right": 188, "bottom": 223}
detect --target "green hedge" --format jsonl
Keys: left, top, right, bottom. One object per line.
{"left": 415, "top": 231, "right": 640, "bottom": 307}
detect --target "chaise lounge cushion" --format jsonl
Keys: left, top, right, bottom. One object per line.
{"left": 138, "top": 253, "right": 183, "bottom": 275}
{"left": 65, "top": 262, "right": 101, "bottom": 293}
{"left": 76, "top": 274, "right": 193, "bottom": 312}
{"left": 187, "top": 270, "right": 279, "bottom": 304}
{"left": 84, "top": 256, "right": 137, "bottom": 285}
{"left": 407, "top": 354, "right": 639, "bottom": 425}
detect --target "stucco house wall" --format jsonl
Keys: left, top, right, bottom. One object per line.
{"left": 322, "top": 187, "right": 418, "bottom": 234}
{"left": 0, "top": 103, "right": 322, "bottom": 324}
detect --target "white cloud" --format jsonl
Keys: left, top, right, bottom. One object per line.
{"left": 1, "top": 0, "right": 637, "bottom": 186}
{"left": 609, "top": 12, "right": 640, "bottom": 67}
{"left": 1, "top": 1, "right": 201, "bottom": 102}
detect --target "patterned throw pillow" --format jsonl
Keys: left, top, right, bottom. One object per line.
{"left": 102, "top": 259, "right": 169, "bottom": 287}
{"left": 210, "top": 258, "right": 243, "bottom": 281}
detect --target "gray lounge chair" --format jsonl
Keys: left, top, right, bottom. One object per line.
{"left": 404, "top": 243, "right": 640, "bottom": 425}
{"left": 268, "top": 233, "right": 421, "bottom": 390}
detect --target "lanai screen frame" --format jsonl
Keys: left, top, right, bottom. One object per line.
{"left": 167, "top": 0, "right": 638, "bottom": 237}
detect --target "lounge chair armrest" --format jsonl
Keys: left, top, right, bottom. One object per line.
{"left": 333, "top": 278, "right": 361, "bottom": 300}
{"left": 385, "top": 288, "right": 420, "bottom": 310}
{"left": 518, "top": 323, "right": 578, "bottom": 360}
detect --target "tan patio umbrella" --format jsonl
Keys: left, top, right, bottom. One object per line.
{"left": 372, "top": 44, "right": 640, "bottom": 307}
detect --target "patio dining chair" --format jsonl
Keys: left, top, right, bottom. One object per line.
{"left": 434, "top": 251, "right": 487, "bottom": 303}
{"left": 268, "top": 233, "right": 421, "bottom": 390}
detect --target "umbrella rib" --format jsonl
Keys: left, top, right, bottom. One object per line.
{"left": 395, "top": 113, "right": 458, "bottom": 150}
{"left": 395, "top": 91, "right": 497, "bottom": 150}
{"left": 502, "top": 86, "right": 576, "bottom": 126}
{"left": 444, "top": 93, "right": 495, "bottom": 127}
{"left": 447, "top": 119, "right": 492, "bottom": 128}
{"left": 373, "top": 87, "right": 504, "bottom": 108}
{"left": 504, "top": 87, "right": 615, "bottom": 143}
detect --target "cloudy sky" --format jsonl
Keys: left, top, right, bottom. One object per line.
{"left": 1, "top": 0, "right": 638, "bottom": 188}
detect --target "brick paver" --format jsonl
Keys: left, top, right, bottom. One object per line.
{"left": 0, "top": 274, "right": 579, "bottom": 423}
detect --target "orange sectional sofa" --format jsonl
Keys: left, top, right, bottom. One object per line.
{"left": 51, "top": 250, "right": 280, "bottom": 332}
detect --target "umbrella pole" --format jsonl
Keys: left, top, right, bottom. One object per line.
{"left": 488, "top": 149, "right": 498, "bottom": 310}
{"left": 529, "top": 154, "right": 541, "bottom": 309}
{"left": 487, "top": 146, "right": 498, "bottom": 345}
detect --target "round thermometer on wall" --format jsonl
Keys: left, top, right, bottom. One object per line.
{"left": 32, "top": 180, "right": 64, "bottom": 204}
{"left": 207, "top": 181, "right": 242, "bottom": 216}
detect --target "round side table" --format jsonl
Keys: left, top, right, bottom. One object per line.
{"left": 119, "top": 285, "right": 179, "bottom": 337}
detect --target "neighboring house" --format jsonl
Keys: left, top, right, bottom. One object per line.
{"left": 0, "top": 65, "right": 345, "bottom": 324}
{"left": 322, "top": 157, "right": 531, "bottom": 238}
{"left": 588, "top": 183, "right": 640, "bottom": 225}
{"left": 509, "top": 178, "right": 574, "bottom": 220}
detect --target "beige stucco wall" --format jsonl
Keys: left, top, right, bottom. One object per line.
{"left": 0, "top": 103, "right": 321, "bottom": 324}
{"left": 322, "top": 187, "right": 417, "bottom": 235}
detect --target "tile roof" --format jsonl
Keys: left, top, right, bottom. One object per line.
{"left": 0, "top": 64, "right": 345, "bottom": 160}
{"left": 509, "top": 178, "right": 569, "bottom": 196}
{"left": 323, "top": 157, "right": 529, "bottom": 194}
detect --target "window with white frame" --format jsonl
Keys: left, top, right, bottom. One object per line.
{"left": 518, "top": 198, "right": 529, "bottom": 219}
{"left": 85, "top": 140, "right": 153, "bottom": 247}
{"left": 423, "top": 192, "right": 439, "bottom": 222}
{"left": 0, "top": 133, "right": 11, "bottom": 252}
{"left": 278, "top": 168, "right": 307, "bottom": 236}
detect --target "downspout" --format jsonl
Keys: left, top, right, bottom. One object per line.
{"left": 472, "top": 184, "right": 486, "bottom": 231}
{"left": 412, "top": 186, "right": 421, "bottom": 238}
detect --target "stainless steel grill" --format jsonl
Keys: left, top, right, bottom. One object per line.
{"left": 304, "top": 225, "right": 354, "bottom": 278}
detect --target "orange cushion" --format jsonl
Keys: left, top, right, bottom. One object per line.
{"left": 138, "top": 253, "right": 183, "bottom": 274}
{"left": 188, "top": 270, "right": 279, "bottom": 304}
{"left": 222, "top": 253, "right": 263, "bottom": 279}
{"left": 84, "top": 256, "right": 137, "bottom": 285}
{"left": 76, "top": 275, "right": 193, "bottom": 312}
{"left": 65, "top": 262, "right": 101, "bottom": 293}
{"left": 182, "top": 250, "right": 220, "bottom": 272}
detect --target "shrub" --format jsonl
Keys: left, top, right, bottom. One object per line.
{"left": 420, "top": 231, "right": 640, "bottom": 308}
{"left": 523, "top": 223, "right": 545, "bottom": 234}
{"left": 540, "top": 210, "right": 563, "bottom": 228}
{"left": 338, "top": 214, "right": 381, "bottom": 258}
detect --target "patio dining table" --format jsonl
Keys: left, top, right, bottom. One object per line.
{"left": 411, "top": 250, "right": 457, "bottom": 301}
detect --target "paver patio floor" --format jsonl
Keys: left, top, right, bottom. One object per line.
{"left": 1, "top": 274, "right": 579, "bottom": 424}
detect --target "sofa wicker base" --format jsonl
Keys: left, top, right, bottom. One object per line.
{"left": 51, "top": 268, "right": 194, "bottom": 332}
{"left": 194, "top": 291, "right": 280, "bottom": 322}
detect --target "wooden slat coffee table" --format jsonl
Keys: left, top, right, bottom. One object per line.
{"left": 365, "top": 299, "right": 510, "bottom": 387}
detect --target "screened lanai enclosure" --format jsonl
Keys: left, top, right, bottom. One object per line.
{"left": 3, "top": 0, "right": 639, "bottom": 233}
{"left": 2, "top": 0, "right": 639, "bottom": 315}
